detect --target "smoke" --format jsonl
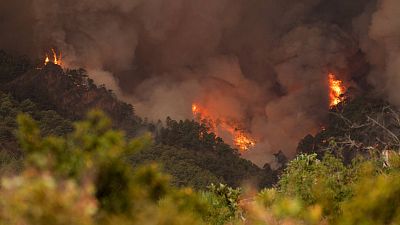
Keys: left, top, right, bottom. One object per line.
{"left": 0, "top": 0, "right": 377, "bottom": 166}
{"left": 354, "top": 0, "right": 400, "bottom": 106}
{"left": 244, "top": 24, "right": 359, "bottom": 165}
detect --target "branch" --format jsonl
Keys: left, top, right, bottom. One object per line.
{"left": 367, "top": 116, "right": 400, "bottom": 144}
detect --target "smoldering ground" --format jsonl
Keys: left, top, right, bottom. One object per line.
{"left": 2, "top": 0, "right": 397, "bottom": 167}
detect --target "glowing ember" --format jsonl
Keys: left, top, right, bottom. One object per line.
{"left": 328, "top": 73, "right": 345, "bottom": 108}
{"left": 44, "top": 49, "right": 62, "bottom": 66}
{"left": 192, "top": 103, "right": 256, "bottom": 151}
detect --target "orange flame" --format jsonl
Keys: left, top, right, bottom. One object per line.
{"left": 192, "top": 103, "right": 256, "bottom": 151}
{"left": 192, "top": 104, "right": 199, "bottom": 114}
{"left": 44, "top": 56, "right": 50, "bottom": 65}
{"left": 328, "top": 73, "right": 345, "bottom": 108}
{"left": 44, "top": 49, "right": 62, "bottom": 66}
{"left": 234, "top": 133, "right": 256, "bottom": 151}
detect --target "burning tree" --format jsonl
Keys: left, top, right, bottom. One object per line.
{"left": 44, "top": 49, "right": 62, "bottom": 66}
{"left": 328, "top": 73, "right": 346, "bottom": 108}
{"left": 192, "top": 103, "right": 256, "bottom": 152}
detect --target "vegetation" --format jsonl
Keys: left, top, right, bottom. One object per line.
{"left": 298, "top": 96, "right": 400, "bottom": 163}
{"left": 130, "top": 144, "right": 223, "bottom": 189}
{"left": 0, "top": 92, "right": 72, "bottom": 153}
{"left": 0, "top": 51, "right": 274, "bottom": 191}
{"left": 0, "top": 111, "right": 399, "bottom": 225}
{"left": 0, "top": 51, "right": 399, "bottom": 224}
{"left": 0, "top": 111, "right": 239, "bottom": 225}
{"left": 249, "top": 152, "right": 400, "bottom": 225}
{"left": 0, "top": 50, "right": 32, "bottom": 84}
{"left": 131, "top": 118, "right": 275, "bottom": 189}
{"left": 277, "top": 153, "right": 355, "bottom": 216}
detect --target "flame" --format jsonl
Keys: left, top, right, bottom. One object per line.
{"left": 192, "top": 104, "right": 199, "bottom": 114}
{"left": 44, "top": 56, "right": 50, "bottom": 65}
{"left": 328, "top": 73, "right": 345, "bottom": 108}
{"left": 234, "top": 133, "right": 256, "bottom": 151}
{"left": 192, "top": 103, "right": 256, "bottom": 151}
{"left": 44, "top": 49, "right": 62, "bottom": 66}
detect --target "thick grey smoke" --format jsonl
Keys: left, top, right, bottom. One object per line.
{"left": 0, "top": 0, "right": 376, "bottom": 166}
{"left": 354, "top": 0, "right": 400, "bottom": 107}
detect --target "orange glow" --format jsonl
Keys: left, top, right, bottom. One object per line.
{"left": 234, "top": 132, "right": 256, "bottom": 151}
{"left": 52, "top": 49, "right": 62, "bottom": 65}
{"left": 44, "top": 55, "right": 50, "bottom": 65}
{"left": 44, "top": 49, "right": 62, "bottom": 66}
{"left": 192, "top": 103, "right": 256, "bottom": 151}
{"left": 192, "top": 104, "right": 198, "bottom": 114}
{"left": 328, "top": 73, "right": 345, "bottom": 108}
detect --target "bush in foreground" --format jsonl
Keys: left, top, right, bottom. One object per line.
{"left": 1, "top": 111, "right": 400, "bottom": 225}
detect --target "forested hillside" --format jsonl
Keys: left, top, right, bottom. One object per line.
{"left": 1, "top": 105, "right": 399, "bottom": 225}
{"left": 0, "top": 92, "right": 72, "bottom": 153}
{"left": 133, "top": 118, "right": 275, "bottom": 188}
{"left": 2, "top": 0, "right": 400, "bottom": 223}
{"left": 1, "top": 50, "right": 400, "bottom": 224}
{"left": 297, "top": 96, "right": 400, "bottom": 163}
{"left": 0, "top": 51, "right": 275, "bottom": 189}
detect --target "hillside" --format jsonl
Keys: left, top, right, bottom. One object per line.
{"left": 2, "top": 63, "right": 141, "bottom": 136}
{"left": 1, "top": 51, "right": 400, "bottom": 224}
{"left": 297, "top": 96, "right": 400, "bottom": 163}
{"left": 133, "top": 118, "right": 275, "bottom": 188}
{"left": 0, "top": 51, "right": 275, "bottom": 189}
{"left": 0, "top": 92, "right": 72, "bottom": 154}
{"left": 3, "top": 98, "right": 400, "bottom": 225}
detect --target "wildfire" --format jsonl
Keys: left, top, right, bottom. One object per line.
{"left": 234, "top": 133, "right": 256, "bottom": 151}
{"left": 328, "top": 73, "right": 345, "bottom": 108}
{"left": 192, "top": 103, "right": 256, "bottom": 151}
{"left": 45, "top": 56, "right": 50, "bottom": 65}
{"left": 192, "top": 104, "right": 199, "bottom": 114}
{"left": 44, "top": 49, "right": 62, "bottom": 66}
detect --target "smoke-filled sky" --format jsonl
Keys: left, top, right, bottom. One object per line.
{"left": 2, "top": 0, "right": 399, "bottom": 166}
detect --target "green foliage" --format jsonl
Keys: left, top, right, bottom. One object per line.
{"left": 0, "top": 111, "right": 239, "bottom": 225}
{"left": 157, "top": 117, "right": 228, "bottom": 152}
{"left": 0, "top": 93, "right": 399, "bottom": 225}
{"left": 152, "top": 118, "right": 275, "bottom": 188}
{"left": 339, "top": 166, "right": 400, "bottom": 225}
{"left": 208, "top": 183, "right": 241, "bottom": 215}
{"left": 0, "top": 50, "right": 272, "bottom": 191}
{"left": 0, "top": 92, "right": 72, "bottom": 146}
{"left": 199, "top": 191, "right": 235, "bottom": 225}
{"left": 252, "top": 189, "right": 324, "bottom": 225}
{"left": 0, "top": 172, "right": 96, "bottom": 225}
{"left": 245, "top": 152, "right": 400, "bottom": 225}
{"left": 278, "top": 153, "right": 355, "bottom": 217}
{"left": 131, "top": 145, "right": 224, "bottom": 189}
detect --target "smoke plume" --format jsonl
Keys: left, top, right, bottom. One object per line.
{"left": 0, "top": 0, "right": 385, "bottom": 166}
{"left": 354, "top": 0, "right": 400, "bottom": 106}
